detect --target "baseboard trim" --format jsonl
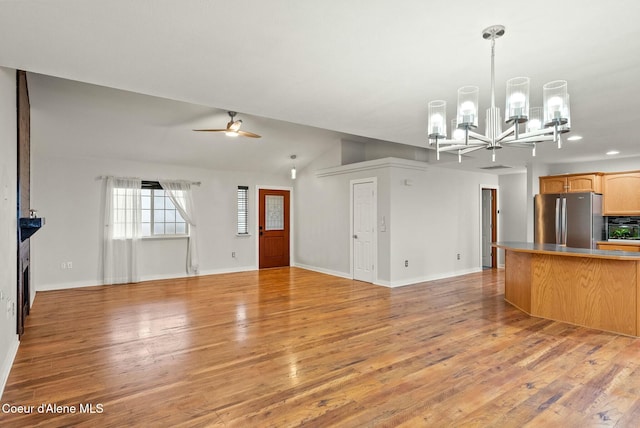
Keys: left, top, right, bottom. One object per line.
{"left": 0, "top": 335, "right": 19, "bottom": 400}
{"left": 139, "top": 266, "right": 257, "bottom": 283}
{"left": 385, "top": 267, "right": 484, "bottom": 288}
{"left": 36, "top": 266, "right": 260, "bottom": 292}
{"left": 37, "top": 279, "right": 102, "bottom": 292}
{"left": 35, "top": 266, "right": 484, "bottom": 291}
{"left": 293, "top": 263, "right": 352, "bottom": 280}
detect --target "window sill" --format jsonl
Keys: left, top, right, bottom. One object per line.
{"left": 141, "top": 235, "right": 189, "bottom": 240}
{"left": 236, "top": 234, "right": 252, "bottom": 238}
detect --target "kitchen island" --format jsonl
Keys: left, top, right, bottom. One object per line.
{"left": 494, "top": 242, "right": 640, "bottom": 337}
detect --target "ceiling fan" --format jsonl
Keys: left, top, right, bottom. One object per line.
{"left": 193, "top": 111, "right": 261, "bottom": 138}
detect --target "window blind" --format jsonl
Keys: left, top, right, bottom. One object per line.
{"left": 237, "top": 186, "right": 249, "bottom": 234}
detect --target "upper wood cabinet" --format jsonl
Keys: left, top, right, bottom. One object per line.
{"left": 539, "top": 173, "right": 603, "bottom": 194}
{"left": 603, "top": 171, "right": 640, "bottom": 215}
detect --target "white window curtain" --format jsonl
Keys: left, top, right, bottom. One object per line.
{"left": 159, "top": 180, "right": 199, "bottom": 275}
{"left": 103, "top": 176, "right": 142, "bottom": 284}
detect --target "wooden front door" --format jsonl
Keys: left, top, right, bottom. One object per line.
{"left": 259, "top": 189, "right": 290, "bottom": 269}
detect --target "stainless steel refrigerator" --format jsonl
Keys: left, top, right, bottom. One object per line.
{"left": 534, "top": 192, "right": 603, "bottom": 249}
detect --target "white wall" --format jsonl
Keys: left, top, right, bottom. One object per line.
{"left": 295, "top": 151, "right": 499, "bottom": 287}
{"left": 0, "top": 67, "right": 19, "bottom": 399}
{"left": 547, "top": 156, "right": 640, "bottom": 174}
{"left": 498, "top": 172, "right": 528, "bottom": 266}
{"left": 294, "top": 146, "right": 392, "bottom": 281}
{"left": 389, "top": 165, "right": 498, "bottom": 286}
{"left": 30, "top": 154, "right": 292, "bottom": 290}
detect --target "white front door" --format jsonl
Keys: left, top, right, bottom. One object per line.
{"left": 353, "top": 181, "right": 375, "bottom": 282}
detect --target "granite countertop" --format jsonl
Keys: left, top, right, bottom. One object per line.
{"left": 493, "top": 242, "right": 640, "bottom": 260}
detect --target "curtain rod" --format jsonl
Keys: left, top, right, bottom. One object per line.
{"left": 96, "top": 176, "right": 201, "bottom": 186}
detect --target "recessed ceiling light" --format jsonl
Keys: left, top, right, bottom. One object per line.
{"left": 606, "top": 150, "right": 620, "bottom": 156}
{"left": 567, "top": 135, "right": 583, "bottom": 141}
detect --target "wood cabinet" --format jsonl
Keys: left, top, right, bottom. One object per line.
{"left": 603, "top": 171, "right": 640, "bottom": 215}
{"left": 500, "top": 244, "right": 640, "bottom": 336}
{"left": 539, "top": 173, "right": 603, "bottom": 194}
{"left": 539, "top": 175, "right": 567, "bottom": 194}
{"left": 598, "top": 243, "right": 640, "bottom": 252}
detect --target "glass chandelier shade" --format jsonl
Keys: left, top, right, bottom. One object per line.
{"left": 543, "top": 80, "right": 569, "bottom": 126}
{"left": 526, "top": 107, "right": 543, "bottom": 133}
{"left": 506, "top": 77, "right": 530, "bottom": 123}
{"left": 451, "top": 119, "right": 465, "bottom": 140}
{"left": 456, "top": 86, "right": 479, "bottom": 129}
{"left": 427, "top": 100, "right": 447, "bottom": 139}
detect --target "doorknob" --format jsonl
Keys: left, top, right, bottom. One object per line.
{"left": 353, "top": 234, "right": 358, "bottom": 239}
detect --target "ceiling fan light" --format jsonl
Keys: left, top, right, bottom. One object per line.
{"left": 229, "top": 120, "right": 242, "bottom": 132}
{"left": 225, "top": 131, "right": 239, "bottom": 137}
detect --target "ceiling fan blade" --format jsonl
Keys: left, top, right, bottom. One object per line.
{"left": 192, "top": 129, "right": 228, "bottom": 132}
{"left": 237, "top": 130, "right": 261, "bottom": 138}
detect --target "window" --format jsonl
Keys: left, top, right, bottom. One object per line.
{"left": 237, "top": 186, "right": 249, "bottom": 235}
{"left": 141, "top": 181, "right": 188, "bottom": 237}
{"left": 111, "top": 185, "right": 141, "bottom": 239}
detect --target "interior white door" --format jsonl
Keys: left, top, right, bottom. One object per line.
{"left": 482, "top": 189, "right": 492, "bottom": 268}
{"left": 353, "top": 181, "right": 375, "bottom": 282}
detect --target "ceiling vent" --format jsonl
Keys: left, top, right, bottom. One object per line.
{"left": 479, "top": 165, "right": 512, "bottom": 170}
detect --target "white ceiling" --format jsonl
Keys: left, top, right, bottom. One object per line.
{"left": 1, "top": 1, "right": 639, "bottom": 174}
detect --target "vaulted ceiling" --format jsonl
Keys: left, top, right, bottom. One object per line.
{"left": 1, "top": 1, "right": 639, "bottom": 174}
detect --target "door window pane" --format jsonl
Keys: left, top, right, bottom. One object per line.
{"left": 265, "top": 195, "right": 284, "bottom": 230}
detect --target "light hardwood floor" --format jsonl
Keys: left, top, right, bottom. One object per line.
{"left": 1, "top": 267, "right": 639, "bottom": 427}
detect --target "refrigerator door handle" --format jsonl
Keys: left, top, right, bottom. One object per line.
{"left": 562, "top": 197, "right": 568, "bottom": 245}
{"left": 555, "top": 197, "right": 561, "bottom": 244}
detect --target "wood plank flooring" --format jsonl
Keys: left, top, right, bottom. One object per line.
{"left": 1, "top": 267, "right": 640, "bottom": 427}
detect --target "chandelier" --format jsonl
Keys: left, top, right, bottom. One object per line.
{"left": 427, "top": 25, "right": 570, "bottom": 163}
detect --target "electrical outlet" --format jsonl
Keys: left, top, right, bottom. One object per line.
{"left": 457, "top": 253, "right": 461, "bottom": 260}
{"left": 67, "top": 261, "right": 73, "bottom": 269}
{"left": 232, "top": 252, "right": 236, "bottom": 258}
{"left": 404, "top": 260, "right": 408, "bottom": 267}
